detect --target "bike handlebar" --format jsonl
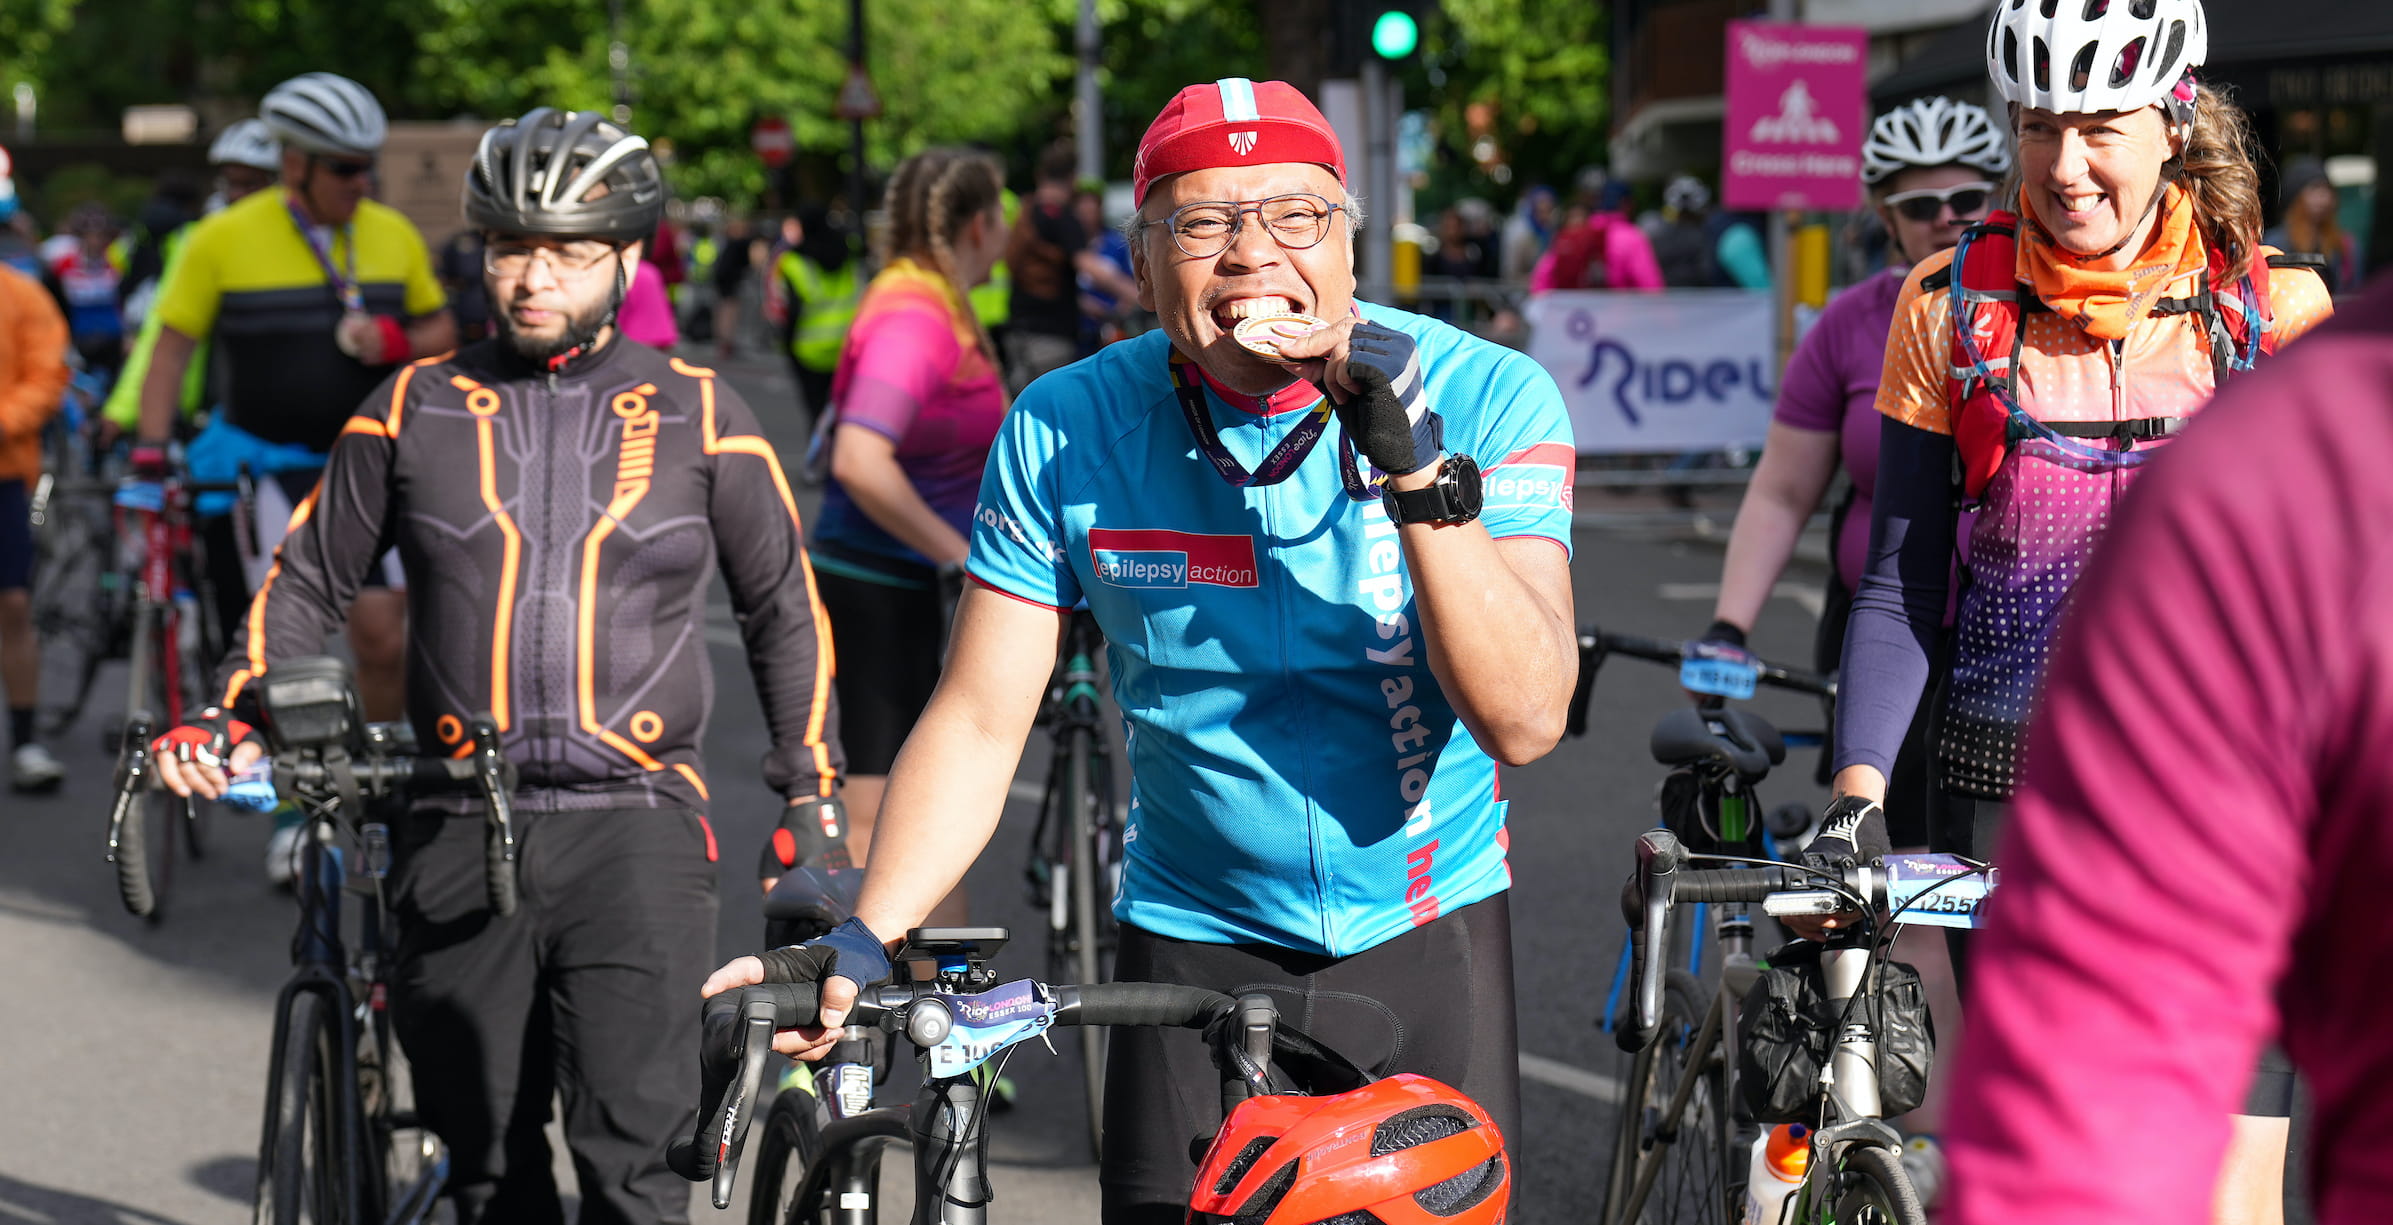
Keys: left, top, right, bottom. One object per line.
{"left": 1569, "top": 626, "right": 1837, "bottom": 738}
{"left": 669, "top": 978, "right": 1237, "bottom": 1206}
{"left": 106, "top": 713, "right": 519, "bottom": 919}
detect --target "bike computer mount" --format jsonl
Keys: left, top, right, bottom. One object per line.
{"left": 896, "top": 927, "right": 1009, "bottom": 990}
{"left": 256, "top": 655, "right": 365, "bottom": 751}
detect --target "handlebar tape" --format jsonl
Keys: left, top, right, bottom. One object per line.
{"left": 1055, "top": 982, "right": 1234, "bottom": 1029}
{"left": 1671, "top": 867, "right": 1794, "bottom": 904}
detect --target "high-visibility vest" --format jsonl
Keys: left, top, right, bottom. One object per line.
{"left": 778, "top": 250, "right": 860, "bottom": 372}
{"left": 971, "top": 259, "right": 1010, "bottom": 330}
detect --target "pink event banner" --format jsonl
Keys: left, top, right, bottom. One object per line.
{"left": 1722, "top": 20, "right": 1869, "bottom": 212}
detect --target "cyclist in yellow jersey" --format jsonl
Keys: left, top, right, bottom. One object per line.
{"left": 103, "top": 118, "right": 282, "bottom": 440}
{"left": 131, "top": 73, "right": 451, "bottom": 740}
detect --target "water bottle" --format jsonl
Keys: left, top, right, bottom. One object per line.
{"left": 1741, "top": 1123, "right": 1810, "bottom": 1225}
{"left": 1901, "top": 1134, "right": 1943, "bottom": 1210}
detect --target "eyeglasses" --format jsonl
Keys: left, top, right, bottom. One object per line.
{"left": 484, "top": 240, "right": 625, "bottom": 279}
{"left": 1145, "top": 193, "right": 1346, "bottom": 259}
{"left": 1883, "top": 181, "right": 1997, "bottom": 223}
{"left": 316, "top": 157, "right": 377, "bottom": 180}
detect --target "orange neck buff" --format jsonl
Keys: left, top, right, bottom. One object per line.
{"left": 2018, "top": 184, "right": 2205, "bottom": 342}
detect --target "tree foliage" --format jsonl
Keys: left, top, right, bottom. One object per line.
{"left": 1, "top": 0, "right": 1606, "bottom": 210}
{"left": 1416, "top": 0, "right": 1611, "bottom": 203}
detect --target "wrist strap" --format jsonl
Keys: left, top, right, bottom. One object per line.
{"left": 373, "top": 315, "right": 410, "bottom": 365}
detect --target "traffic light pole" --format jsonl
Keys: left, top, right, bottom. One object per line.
{"left": 849, "top": 0, "right": 869, "bottom": 262}
{"left": 1075, "top": 0, "right": 1102, "bottom": 185}
{"left": 1358, "top": 54, "right": 1397, "bottom": 301}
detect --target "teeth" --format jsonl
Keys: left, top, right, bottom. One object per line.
{"left": 1219, "top": 296, "right": 1295, "bottom": 320}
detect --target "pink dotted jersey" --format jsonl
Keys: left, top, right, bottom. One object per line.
{"left": 1875, "top": 241, "right": 2332, "bottom": 796}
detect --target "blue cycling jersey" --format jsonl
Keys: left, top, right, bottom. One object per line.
{"left": 968, "top": 303, "right": 1575, "bottom": 956}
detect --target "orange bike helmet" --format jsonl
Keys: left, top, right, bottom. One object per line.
{"left": 1187, "top": 1074, "right": 1509, "bottom": 1225}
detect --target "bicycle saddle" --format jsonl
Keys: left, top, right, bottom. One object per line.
{"left": 1648, "top": 706, "right": 1785, "bottom": 783}
{"left": 763, "top": 864, "right": 867, "bottom": 948}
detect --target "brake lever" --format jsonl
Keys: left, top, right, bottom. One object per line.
{"left": 1623, "top": 828, "right": 1682, "bottom": 1050}
{"left": 711, "top": 996, "right": 780, "bottom": 1209}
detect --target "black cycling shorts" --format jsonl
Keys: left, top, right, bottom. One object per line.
{"left": 1098, "top": 894, "right": 1521, "bottom": 1225}
{"left": 0, "top": 479, "right": 29, "bottom": 591}
{"left": 815, "top": 566, "right": 942, "bottom": 776}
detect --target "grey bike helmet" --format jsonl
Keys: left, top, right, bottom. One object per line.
{"left": 260, "top": 73, "right": 387, "bottom": 158}
{"left": 208, "top": 119, "right": 281, "bottom": 173}
{"left": 463, "top": 108, "right": 665, "bottom": 244}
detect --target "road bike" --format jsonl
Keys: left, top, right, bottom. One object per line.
{"left": 1613, "top": 827, "right": 1992, "bottom": 1225}
{"left": 1020, "top": 608, "right": 1120, "bottom": 1158}
{"left": 105, "top": 467, "right": 252, "bottom": 921}
{"left": 673, "top": 926, "right": 1370, "bottom": 1225}
{"left": 28, "top": 373, "right": 122, "bottom": 736}
{"left": 107, "top": 656, "right": 520, "bottom": 1224}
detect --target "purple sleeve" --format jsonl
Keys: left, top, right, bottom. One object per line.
{"left": 1832, "top": 416, "right": 1952, "bottom": 779}
{"left": 1942, "top": 315, "right": 2379, "bottom": 1223}
{"left": 1772, "top": 309, "right": 1848, "bottom": 433}
{"left": 839, "top": 305, "right": 960, "bottom": 444}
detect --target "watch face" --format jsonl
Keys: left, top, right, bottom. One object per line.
{"left": 1447, "top": 453, "right": 1483, "bottom": 517}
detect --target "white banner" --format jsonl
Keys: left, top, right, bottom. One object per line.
{"left": 1525, "top": 290, "right": 1780, "bottom": 454}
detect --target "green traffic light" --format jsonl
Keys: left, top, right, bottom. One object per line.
{"left": 1371, "top": 10, "right": 1418, "bottom": 59}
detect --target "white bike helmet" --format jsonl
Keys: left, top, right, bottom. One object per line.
{"left": 208, "top": 118, "right": 281, "bottom": 173}
{"left": 1664, "top": 175, "right": 1712, "bottom": 215}
{"left": 261, "top": 72, "right": 387, "bottom": 158}
{"left": 1862, "top": 97, "right": 2012, "bottom": 184}
{"left": 1986, "top": 0, "right": 2208, "bottom": 116}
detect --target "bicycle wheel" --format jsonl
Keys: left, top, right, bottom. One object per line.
{"left": 1830, "top": 1143, "right": 1927, "bottom": 1225}
{"left": 749, "top": 1087, "right": 829, "bottom": 1225}
{"left": 256, "top": 989, "right": 350, "bottom": 1225}
{"left": 29, "top": 497, "right": 112, "bottom": 733}
{"left": 357, "top": 1015, "right": 441, "bottom": 1223}
{"left": 1063, "top": 726, "right": 1108, "bottom": 1160}
{"left": 1604, "top": 969, "right": 1734, "bottom": 1225}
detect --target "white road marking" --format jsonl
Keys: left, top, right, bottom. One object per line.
{"left": 1520, "top": 1051, "right": 1623, "bottom": 1102}
{"left": 1656, "top": 580, "right": 1824, "bottom": 619}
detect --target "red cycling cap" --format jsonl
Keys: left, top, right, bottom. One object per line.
{"left": 1131, "top": 77, "right": 1346, "bottom": 208}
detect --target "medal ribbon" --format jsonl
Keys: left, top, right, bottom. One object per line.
{"left": 1169, "top": 356, "right": 1379, "bottom": 500}
{"left": 286, "top": 194, "right": 364, "bottom": 314}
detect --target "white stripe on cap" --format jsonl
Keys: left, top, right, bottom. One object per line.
{"left": 1215, "top": 78, "right": 1260, "bottom": 123}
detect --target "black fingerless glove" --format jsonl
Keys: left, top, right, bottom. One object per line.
{"left": 759, "top": 794, "right": 851, "bottom": 879}
{"left": 1332, "top": 322, "right": 1443, "bottom": 476}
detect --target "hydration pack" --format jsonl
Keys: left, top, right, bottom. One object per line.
{"left": 1931, "top": 210, "right": 2319, "bottom": 502}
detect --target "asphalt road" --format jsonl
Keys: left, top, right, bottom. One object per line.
{"left": 0, "top": 344, "right": 1834, "bottom": 1224}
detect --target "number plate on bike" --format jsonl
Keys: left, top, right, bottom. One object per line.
{"left": 1885, "top": 853, "right": 1996, "bottom": 929}
{"left": 1680, "top": 646, "right": 1759, "bottom": 700}
{"left": 926, "top": 980, "right": 1057, "bottom": 1078}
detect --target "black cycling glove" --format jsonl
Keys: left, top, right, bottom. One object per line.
{"left": 759, "top": 794, "right": 851, "bottom": 880}
{"left": 755, "top": 916, "right": 893, "bottom": 996}
{"left": 1807, "top": 795, "right": 1892, "bottom": 869}
{"left": 1330, "top": 322, "right": 1444, "bottom": 476}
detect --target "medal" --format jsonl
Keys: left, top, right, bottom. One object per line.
{"left": 1232, "top": 311, "right": 1327, "bottom": 363}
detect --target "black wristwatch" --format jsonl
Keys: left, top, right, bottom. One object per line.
{"left": 1381, "top": 452, "right": 1483, "bottom": 526}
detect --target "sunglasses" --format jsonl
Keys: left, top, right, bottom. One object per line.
{"left": 1883, "top": 181, "right": 1996, "bottom": 222}
{"left": 316, "top": 157, "right": 376, "bottom": 180}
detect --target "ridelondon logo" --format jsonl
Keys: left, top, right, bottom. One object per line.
{"left": 1228, "top": 130, "right": 1258, "bottom": 156}
{"left": 1090, "top": 528, "right": 1259, "bottom": 589}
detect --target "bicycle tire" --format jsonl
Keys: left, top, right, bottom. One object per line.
{"left": 1064, "top": 725, "right": 1108, "bottom": 1161}
{"left": 782, "top": 1110, "right": 913, "bottom": 1225}
{"left": 135, "top": 791, "right": 185, "bottom": 926}
{"left": 1830, "top": 1143, "right": 1927, "bottom": 1225}
{"left": 1604, "top": 968, "right": 1734, "bottom": 1225}
{"left": 256, "top": 990, "right": 349, "bottom": 1225}
{"left": 749, "top": 1087, "right": 830, "bottom": 1225}
{"left": 29, "top": 498, "right": 112, "bottom": 733}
